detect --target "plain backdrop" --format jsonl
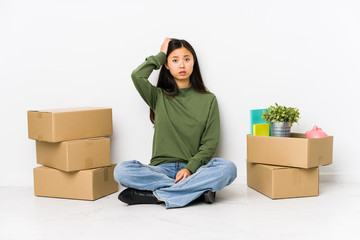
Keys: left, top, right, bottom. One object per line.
{"left": 1, "top": 0, "right": 359, "bottom": 186}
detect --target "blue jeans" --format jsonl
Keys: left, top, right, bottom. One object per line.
{"left": 113, "top": 158, "right": 237, "bottom": 209}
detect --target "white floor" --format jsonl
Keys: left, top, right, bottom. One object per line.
{"left": 1, "top": 182, "right": 359, "bottom": 240}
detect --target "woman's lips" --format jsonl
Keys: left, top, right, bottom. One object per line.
{"left": 179, "top": 71, "right": 186, "bottom": 75}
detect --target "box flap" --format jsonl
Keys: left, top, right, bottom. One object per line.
{"left": 259, "top": 164, "right": 290, "bottom": 171}
{"left": 290, "top": 133, "right": 306, "bottom": 138}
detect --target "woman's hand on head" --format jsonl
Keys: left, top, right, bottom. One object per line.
{"left": 174, "top": 168, "right": 192, "bottom": 183}
{"left": 160, "top": 37, "right": 171, "bottom": 55}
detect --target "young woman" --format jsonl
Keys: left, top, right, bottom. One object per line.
{"left": 114, "top": 38, "right": 237, "bottom": 209}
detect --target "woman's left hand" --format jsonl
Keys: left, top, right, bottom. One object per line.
{"left": 175, "top": 168, "right": 192, "bottom": 183}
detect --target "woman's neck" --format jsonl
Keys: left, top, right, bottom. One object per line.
{"left": 175, "top": 79, "right": 190, "bottom": 89}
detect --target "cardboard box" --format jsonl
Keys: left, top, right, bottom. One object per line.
{"left": 28, "top": 107, "right": 113, "bottom": 142}
{"left": 247, "top": 133, "right": 333, "bottom": 168}
{"left": 247, "top": 162, "right": 319, "bottom": 199}
{"left": 34, "top": 164, "right": 119, "bottom": 200}
{"left": 36, "top": 137, "right": 111, "bottom": 172}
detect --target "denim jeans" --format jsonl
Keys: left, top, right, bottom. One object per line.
{"left": 113, "top": 158, "right": 237, "bottom": 209}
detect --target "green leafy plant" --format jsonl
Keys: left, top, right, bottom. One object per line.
{"left": 262, "top": 103, "right": 300, "bottom": 126}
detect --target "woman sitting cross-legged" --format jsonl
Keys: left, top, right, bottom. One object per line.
{"left": 114, "top": 37, "right": 237, "bottom": 209}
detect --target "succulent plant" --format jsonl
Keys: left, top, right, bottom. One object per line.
{"left": 262, "top": 103, "right": 300, "bottom": 126}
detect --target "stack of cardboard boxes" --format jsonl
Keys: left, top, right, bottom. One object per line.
{"left": 27, "top": 107, "right": 119, "bottom": 200}
{"left": 247, "top": 133, "right": 333, "bottom": 199}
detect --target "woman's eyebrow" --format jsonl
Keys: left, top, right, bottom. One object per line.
{"left": 171, "top": 55, "right": 191, "bottom": 58}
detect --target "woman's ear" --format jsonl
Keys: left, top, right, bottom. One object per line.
{"left": 165, "top": 63, "right": 169, "bottom": 70}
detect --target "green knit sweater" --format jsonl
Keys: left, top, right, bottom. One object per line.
{"left": 131, "top": 52, "right": 220, "bottom": 173}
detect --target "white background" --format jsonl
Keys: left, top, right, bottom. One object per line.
{"left": 1, "top": 0, "right": 359, "bottom": 186}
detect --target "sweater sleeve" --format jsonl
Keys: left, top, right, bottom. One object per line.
{"left": 185, "top": 96, "right": 220, "bottom": 173}
{"left": 131, "top": 52, "right": 166, "bottom": 110}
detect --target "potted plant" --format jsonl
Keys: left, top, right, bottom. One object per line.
{"left": 262, "top": 103, "right": 300, "bottom": 137}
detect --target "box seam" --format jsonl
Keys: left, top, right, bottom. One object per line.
{"left": 51, "top": 113, "right": 55, "bottom": 142}
{"left": 65, "top": 143, "right": 70, "bottom": 171}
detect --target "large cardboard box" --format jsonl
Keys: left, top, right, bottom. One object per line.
{"left": 28, "top": 107, "right": 113, "bottom": 142}
{"left": 247, "top": 162, "right": 319, "bottom": 199}
{"left": 34, "top": 164, "right": 119, "bottom": 200}
{"left": 36, "top": 137, "right": 111, "bottom": 172}
{"left": 247, "top": 133, "right": 333, "bottom": 168}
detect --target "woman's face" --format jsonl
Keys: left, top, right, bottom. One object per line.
{"left": 165, "top": 47, "right": 194, "bottom": 84}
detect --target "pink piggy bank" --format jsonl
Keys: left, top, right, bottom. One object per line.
{"left": 305, "top": 125, "right": 328, "bottom": 139}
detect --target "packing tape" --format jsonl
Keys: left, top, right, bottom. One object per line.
{"left": 37, "top": 113, "right": 42, "bottom": 119}
{"left": 104, "top": 167, "right": 109, "bottom": 182}
{"left": 37, "top": 134, "right": 43, "bottom": 141}
{"left": 85, "top": 158, "right": 94, "bottom": 169}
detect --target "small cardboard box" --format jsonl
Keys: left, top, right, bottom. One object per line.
{"left": 247, "top": 162, "right": 319, "bottom": 199}
{"left": 247, "top": 133, "right": 333, "bottom": 168}
{"left": 36, "top": 137, "right": 111, "bottom": 172}
{"left": 34, "top": 164, "right": 118, "bottom": 200}
{"left": 28, "top": 107, "right": 113, "bottom": 142}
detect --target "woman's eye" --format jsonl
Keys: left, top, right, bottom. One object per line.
{"left": 172, "top": 60, "right": 177, "bottom": 63}
{"left": 185, "top": 58, "right": 190, "bottom": 61}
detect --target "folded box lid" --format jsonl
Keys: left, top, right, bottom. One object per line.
{"left": 247, "top": 162, "right": 319, "bottom": 199}
{"left": 33, "top": 164, "right": 118, "bottom": 200}
{"left": 36, "top": 137, "right": 111, "bottom": 172}
{"left": 247, "top": 133, "right": 333, "bottom": 168}
{"left": 28, "top": 107, "right": 113, "bottom": 142}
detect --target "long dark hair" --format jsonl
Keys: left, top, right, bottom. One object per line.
{"left": 150, "top": 38, "right": 210, "bottom": 124}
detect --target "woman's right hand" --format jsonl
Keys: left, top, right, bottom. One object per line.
{"left": 160, "top": 37, "right": 171, "bottom": 55}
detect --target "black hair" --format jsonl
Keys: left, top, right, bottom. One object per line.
{"left": 150, "top": 39, "right": 210, "bottom": 124}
